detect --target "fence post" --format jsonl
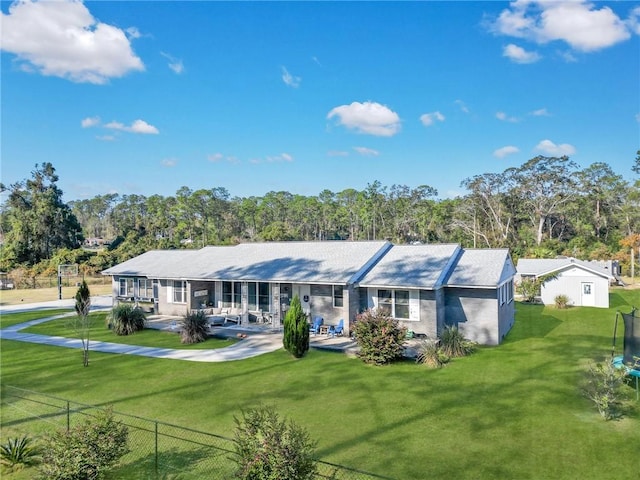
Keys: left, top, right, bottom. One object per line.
{"left": 155, "top": 421, "right": 159, "bottom": 476}
{"left": 66, "top": 401, "right": 70, "bottom": 432}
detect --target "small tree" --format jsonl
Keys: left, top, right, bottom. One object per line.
{"left": 108, "top": 303, "right": 146, "bottom": 336}
{"left": 583, "top": 361, "right": 629, "bottom": 420}
{"left": 74, "top": 280, "right": 91, "bottom": 367}
{"left": 516, "top": 273, "right": 557, "bottom": 303}
{"left": 283, "top": 295, "right": 309, "bottom": 358}
{"left": 40, "top": 407, "right": 129, "bottom": 480}
{"left": 232, "top": 405, "right": 317, "bottom": 480}
{"left": 353, "top": 308, "right": 407, "bottom": 365}
{"left": 180, "top": 310, "right": 209, "bottom": 344}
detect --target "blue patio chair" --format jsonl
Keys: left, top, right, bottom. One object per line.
{"left": 310, "top": 316, "right": 323, "bottom": 335}
{"left": 328, "top": 319, "right": 344, "bottom": 337}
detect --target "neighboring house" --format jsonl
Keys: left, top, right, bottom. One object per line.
{"left": 516, "top": 258, "right": 615, "bottom": 308}
{"left": 102, "top": 241, "right": 517, "bottom": 345}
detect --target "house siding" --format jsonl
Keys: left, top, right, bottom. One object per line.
{"left": 541, "top": 270, "right": 609, "bottom": 308}
{"left": 445, "top": 287, "right": 500, "bottom": 345}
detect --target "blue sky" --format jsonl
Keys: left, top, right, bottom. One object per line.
{"left": 2, "top": 0, "right": 639, "bottom": 202}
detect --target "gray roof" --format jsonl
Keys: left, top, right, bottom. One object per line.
{"left": 446, "top": 249, "right": 516, "bottom": 287}
{"left": 103, "top": 241, "right": 391, "bottom": 284}
{"left": 516, "top": 257, "right": 614, "bottom": 280}
{"left": 103, "top": 241, "right": 517, "bottom": 289}
{"left": 359, "top": 244, "right": 462, "bottom": 289}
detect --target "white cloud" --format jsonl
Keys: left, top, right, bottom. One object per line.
{"left": 535, "top": 139, "right": 576, "bottom": 156}
{"left": 353, "top": 146, "right": 380, "bottom": 156}
{"left": 494, "top": 145, "right": 520, "bottom": 158}
{"left": 491, "top": 1, "right": 632, "bottom": 52}
{"left": 530, "top": 108, "right": 551, "bottom": 116}
{"left": 496, "top": 111, "right": 519, "bottom": 123}
{"left": 81, "top": 116, "right": 101, "bottom": 128}
{"left": 327, "top": 101, "right": 401, "bottom": 137}
{"left": 454, "top": 99, "right": 470, "bottom": 114}
{"left": 503, "top": 43, "right": 541, "bottom": 63}
{"left": 161, "top": 52, "right": 184, "bottom": 74}
{"left": 105, "top": 119, "right": 159, "bottom": 134}
{"left": 281, "top": 66, "right": 301, "bottom": 88}
{"left": 1, "top": 0, "right": 144, "bottom": 84}
{"left": 161, "top": 158, "right": 177, "bottom": 167}
{"left": 208, "top": 153, "right": 224, "bottom": 162}
{"left": 419, "top": 111, "right": 445, "bottom": 127}
{"left": 266, "top": 153, "right": 294, "bottom": 163}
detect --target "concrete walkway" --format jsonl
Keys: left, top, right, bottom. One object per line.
{"left": 0, "top": 296, "right": 358, "bottom": 362}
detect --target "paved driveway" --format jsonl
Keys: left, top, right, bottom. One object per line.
{"left": 0, "top": 296, "right": 283, "bottom": 362}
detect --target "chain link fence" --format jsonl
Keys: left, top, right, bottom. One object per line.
{"left": 1, "top": 386, "right": 393, "bottom": 480}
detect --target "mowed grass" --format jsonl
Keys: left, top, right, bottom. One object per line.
{"left": 0, "top": 283, "right": 112, "bottom": 305}
{"left": 18, "top": 311, "right": 238, "bottom": 350}
{"left": 1, "top": 289, "right": 639, "bottom": 479}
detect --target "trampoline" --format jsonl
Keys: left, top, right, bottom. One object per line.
{"left": 612, "top": 307, "right": 640, "bottom": 400}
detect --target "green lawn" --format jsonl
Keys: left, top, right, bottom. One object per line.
{"left": 1, "top": 289, "right": 639, "bottom": 479}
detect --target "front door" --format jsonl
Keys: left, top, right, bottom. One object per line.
{"left": 292, "top": 284, "right": 311, "bottom": 314}
{"left": 581, "top": 282, "right": 595, "bottom": 307}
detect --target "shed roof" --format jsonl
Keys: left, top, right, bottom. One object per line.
{"left": 516, "top": 258, "right": 614, "bottom": 280}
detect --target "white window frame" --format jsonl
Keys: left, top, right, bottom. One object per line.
{"left": 172, "top": 280, "right": 187, "bottom": 304}
{"left": 248, "top": 282, "right": 270, "bottom": 311}
{"left": 222, "top": 281, "right": 242, "bottom": 308}
{"left": 377, "top": 289, "right": 410, "bottom": 320}
{"left": 119, "top": 278, "right": 134, "bottom": 297}
{"left": 138, "top": 278, "right": 153, "bottom": 300}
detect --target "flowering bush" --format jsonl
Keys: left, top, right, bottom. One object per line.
{"left": 353, "top": 309, "right": 407, "bottom": 365}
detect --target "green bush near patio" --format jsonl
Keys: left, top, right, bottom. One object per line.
{"left": 1, "top": 289, "right": 639, "bottom": 479}
{"left": 108, "top": 304, "right": 146, "bottom": 336}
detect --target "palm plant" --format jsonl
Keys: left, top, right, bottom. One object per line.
{"left": 180, "top": 310, "right": 209, "bottom": 344}
{"left": 439, "top": 326, "right": 476, "bottom": 358}
{"left": 108, "top": 304, "right": 146, "bottom": 336}
{"left": 0, "top": 435, "right": 41, "bottom": 471}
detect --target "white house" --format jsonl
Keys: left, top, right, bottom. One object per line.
{"left": 516, "top": 258, "right": 615, "bottom": 308}
{"left": 102, "top": 241, "right": 517, "bottom": 345}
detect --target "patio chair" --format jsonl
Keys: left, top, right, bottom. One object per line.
{"left": 310, "top": 316, "right": 323, "bottom": 335}
{"left": 328, "top": 319, "right": 344, "bottom": 337}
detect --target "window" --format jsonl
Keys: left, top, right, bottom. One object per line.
{"left": 333, "top": 285, "right": 344, "bottom": 308}
{"left": 173, "top": 280, "right": 187, "bottom": 304}
{"left": 377, "top": 289, "right": 410, "bottom": 319}
{"left": 222, "top": 281, "right": 243, "bottom": 308}
{"left": 138, "top": 278, "right": 153, "bottom": 299}
{"left": 248, "top": 282, "right": 270, "bottom": 311}
{"left": 394, "top": 290, "right": 410, "bottom": 319}
{"left": 119, "top": 278, "right": 134, "bottom": 297}
{"left": 499, "top": 281, "right": 514, "bottom": 305}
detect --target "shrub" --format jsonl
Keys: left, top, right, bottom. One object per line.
{"left": 283, "top": 295, "right": 309, "bottom": 358}
{"left": 40, "top": 407, "right": 129, "bottom": 479}
{"left": 180, "top": 310, "right": 209, "bottom": 344}
{"left": 232, "top": 405, "right": 317, "bottom": 480}
{"left": 582, "top": 360, "right": 629, "bottom": 420}
{"left": 0, "top": 435, "right": 41, "bottom": 472}
{"left": 439, "top": 326, "right": 476, "bottom": 358}
{"left": 554, "top": 294, "right": 570, "bottom": 309}
{"left": 108, "top": 303, "right": 146, "bottom": 336}
{"left": 353, "top": 309, "right": 407, "bottom": 365}
{"left": 415, "top": 339, "right": 449, "bottom": 368}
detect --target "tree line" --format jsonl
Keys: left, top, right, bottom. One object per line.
{"left": 1, "top": 154, "right": 639, "bottom": 279}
